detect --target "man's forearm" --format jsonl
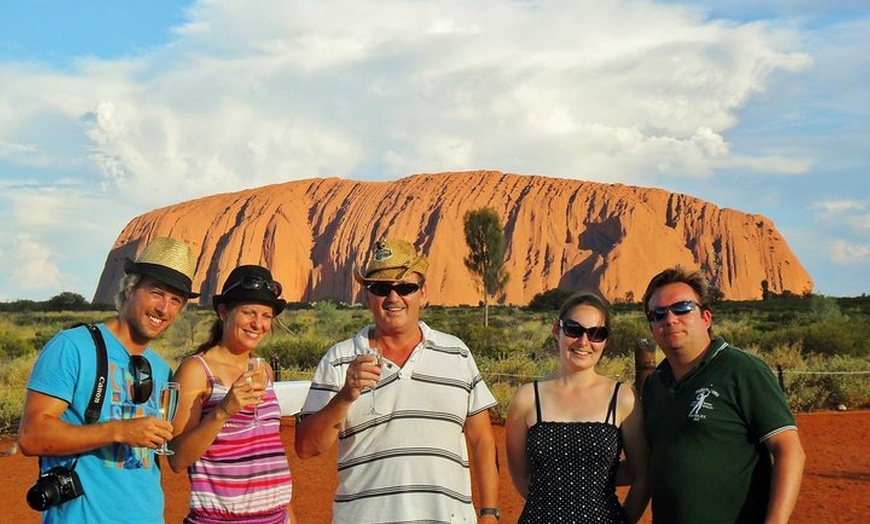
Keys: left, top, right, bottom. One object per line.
{"left": 20, "top": 415, "right": 121, "bottom": 456}
{"left": 467, "top": 412, "right": 499, "bottom": 509}
{"left": 765, "top": 430, "right": 805, "bottom": 524}
{"left": 294, "top": 394, "right": 353, "bottom": 459}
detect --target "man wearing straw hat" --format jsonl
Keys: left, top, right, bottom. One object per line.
{"left": 18, "top": 237, "right": 200, "bottom": 523}
{"left": 296, "top": 238, "right": 501, "bottom": 523}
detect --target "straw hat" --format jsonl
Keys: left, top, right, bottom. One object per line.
{"left": 353, "top": 238, "right": 428, "bottom": 284}
{"left": 212, "top": 265, "right": 286, "bottom": 315}
{"left": 124, "top": 237, "right": 200, "bottom": 298}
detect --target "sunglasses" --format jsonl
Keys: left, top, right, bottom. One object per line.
{"left": 222, "top": 276, "right": 282, "bottom": 298}
{"left": 365, "top": 282, "right": 422, "bottom": 297}
{"left": 647, "top": 300, "right": 701, "bottom": 323}
{"left": 129, "top": 355, "right": 153, "bottom": 404}
{"left": 559, "top": 319, "right": 609, "bottom": 343}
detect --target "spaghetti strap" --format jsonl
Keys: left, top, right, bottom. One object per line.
{"left": 533, "top": 380, "right": 542, "bottom": 425}
{"left": 605, "top": 382, "right": 622, "bottom": 426}
{"left": 192, "top": 355, "right": 217, "bottom": 401}
{"left": 192, "top": 354, "right": 215, "bottom": 380}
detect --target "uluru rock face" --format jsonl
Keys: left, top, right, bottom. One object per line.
{"left": 93, "top": 171, "right": 813, "bottom": 306}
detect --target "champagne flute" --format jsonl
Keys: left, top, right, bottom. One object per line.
{"left": 367, "top": 346, "right": 382, "bottom": 416}
{"left": 247, "top": 357, "right": 268, "bottom": 425}
{"left": 155, "top": 382, "right": 180, "bottom": 456}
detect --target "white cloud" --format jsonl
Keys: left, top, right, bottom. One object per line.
{"left": 829, "top": 239, "right": 870, "bottom": 264}
{"left": 2, "top": 234, "right": 63, "bottom": 291}
{"left": 811, "top": 200, "right": 869, "bottom": 235}
{"left": 0, "top": 179, "right": 135, "bottom": 300}
{"left": 0, "top": 0, "right": 815, "bottom": 210}
{"left": 812, "top": 199, "right": 865, "bottom": 216}
{"left": 0, "top": 141, "right": 37, "bottom": 157}
{"left": 851, "top": 214, "right": 870, "bottom": 231}
{"left": 804, "top": 199, "right": 870, "bottom": 268}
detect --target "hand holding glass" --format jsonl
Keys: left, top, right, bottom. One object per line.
{"left": 366, "top": 347, "right": 382, "bottom": 416}
{"left": 247, "top": 358, "right": 268, "bottom": 424}
{"left": 155, "top": 382, "right": 180, "bottom": 456}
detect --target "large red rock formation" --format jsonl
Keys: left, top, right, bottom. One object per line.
{"left": 93, "top": 171, "right": 813, "bottom": 306}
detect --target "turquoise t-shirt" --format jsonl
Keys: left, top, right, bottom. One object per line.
{"left": 26, "top": 323, "right": 172, "bottom": 524}
{"left": 642, "top": 338, "right": 797, "bottom": 524}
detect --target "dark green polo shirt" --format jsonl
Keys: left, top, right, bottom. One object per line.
{"left": 642, "top": 338, "right": 797, "bottom": 524}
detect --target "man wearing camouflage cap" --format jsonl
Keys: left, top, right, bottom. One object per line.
{"left": 19, "top": 236, "right": 199, "bottom": 523}
{"left": 297, "top": 238, "right": 501, "bottom": 523}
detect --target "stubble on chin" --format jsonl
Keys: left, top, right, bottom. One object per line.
{"left": 130, "top": 314, "right": 168, "bottom": 345}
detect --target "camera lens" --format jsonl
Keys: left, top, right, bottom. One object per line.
{"left": 26, "top": 480, "right": 61, "bottom": 511}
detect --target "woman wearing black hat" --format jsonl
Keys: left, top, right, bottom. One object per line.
{"left": 168, "top": 265, "right": 296, "bottom": 524}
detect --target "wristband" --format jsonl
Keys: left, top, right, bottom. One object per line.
{"left": 479, "top": 507, "right": 500, "bottom": 520}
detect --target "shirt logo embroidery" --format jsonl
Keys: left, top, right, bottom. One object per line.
{"left": 688, "top": 386, "right": 719, "bottom": 421}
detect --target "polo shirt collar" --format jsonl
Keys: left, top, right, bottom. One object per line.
{"left": 353, "top": 322, "right": 433, "bottom": 373}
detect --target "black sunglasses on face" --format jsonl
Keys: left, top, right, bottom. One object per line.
{"left": 365, "top": 282, "right": 422, "bottom": 297}
{"left": 647, "top": 300, "right": 701, "bottom": 323}
{"left": 222, "top": 276, "right": 283, "bottom": 298}
{"left": 129, "top": 355, "right": 153, "bottom": 404}
{"left": 559, "top": 319, "right": 609, "bottom": 342}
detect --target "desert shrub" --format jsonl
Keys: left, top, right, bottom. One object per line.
{"left": 261, "top": 334, "right": 333, "bottom": 371}
{"left": 0, "top": 323, "right": 35, "bottom": 360}
{"left": 782, "top": 373, "right": 838, "bottom": 411}
{"left": 480, "top": 353, "right": 554, "bottom": 422}
{"left": 449, "top": 325, "right": 507, "bottom": 360}
{"left": 607, "top": 314, "right": 651, "bottom": 358}
{"left": 0, "top": 387, "right": 26, "bottom": 435}
{"left": 803, "top": 319, "right": 865, "bottom": 357}
{"left": 0, "top": 353, "right": 36, "bottom": 434}
{"left": 30, "top": 329, "right": 55, "bottom": 353}
{"left": 527, "top": 288, "right": 576, "bottom": 312}
{"left": 281, "top": 308, "right": 366, "bottom": 340}
{"left": 486, "top": 381, "right": 515, "bottom": 422}
{"left": 743, "top": 343, "right": 870, "bottom": 411}
{"left": 809, "top": 295, "right": 844, "bottom": 322}
{"left": 482, "top": 352, "right": 552, "bottom": 383}
{"left": 311, "top": 300, "right": 340, "bottom": 327}
{"left": 155, "top": 309, "right": 213, "bottom": 361}
{"left": 713, "top": 316, "right": 760, "bottom": 349}
{"left": 597, "top": 354, "right": 636, "bottom": 384}
{"left": 822, "top": 355, "right": 870, "bottom": 409}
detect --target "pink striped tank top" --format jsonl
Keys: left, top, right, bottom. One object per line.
{"left": 185, "top": 356, "right": 293, "bottom": 524}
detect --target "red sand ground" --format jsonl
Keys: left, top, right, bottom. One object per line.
{"left": 1, "top": 411, "right": 867, "bottom": 523}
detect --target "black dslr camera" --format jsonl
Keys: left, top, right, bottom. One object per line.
{"left": 26, "top": 465, "right": 84, "bottom": 511}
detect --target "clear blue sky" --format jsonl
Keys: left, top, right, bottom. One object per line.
{"left": 1, "top": 0, "right": 867, "bottom": 301}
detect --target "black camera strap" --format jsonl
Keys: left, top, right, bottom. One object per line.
{"left": 38, "top": 324, "right": 108, "bottom": 473}
{"left": 75, "top": 323, "right": 108, "bottom": 425}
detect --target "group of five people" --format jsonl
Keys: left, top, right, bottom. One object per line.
{"left": 19, "top": 235, "right": 804, "bottom": 523}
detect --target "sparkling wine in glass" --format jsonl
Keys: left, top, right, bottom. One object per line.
{"left": 247, "top": 357, "right": 268, "bottom": 425}
{"left": 367, "top": 346, "right": 382, "bottom": 416}
{"left": 155, "top": 382, "right": 180, "bottom": 456}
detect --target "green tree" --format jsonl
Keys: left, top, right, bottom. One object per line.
{"left": 45, "top": 291, "right": 89, "bottom": 311}
{"left": 463, "top": 207, "right": 510, "bottom": 326}
{"left": 528, "top": 288, "right": 575, "bottom": 312}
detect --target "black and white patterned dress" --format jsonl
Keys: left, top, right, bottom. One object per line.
{"left": 518, "top": 381, "right": 627, "bottom": 524}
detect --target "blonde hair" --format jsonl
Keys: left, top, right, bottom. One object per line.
{"left": 115, "top": 273, "right": 143, "bottom": 311}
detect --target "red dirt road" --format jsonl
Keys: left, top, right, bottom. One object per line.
{"left": 2, "top": 411, "right": 867, "bottom": 523}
